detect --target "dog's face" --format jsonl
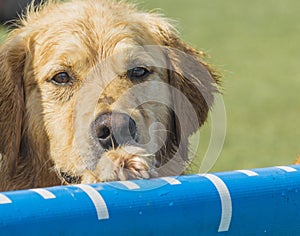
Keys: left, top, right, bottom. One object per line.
{"left": 33, "top": 38, "right": 171, "bottom": 182}
{"left": 0, "top": 0, "right": 218, "bottom": 189}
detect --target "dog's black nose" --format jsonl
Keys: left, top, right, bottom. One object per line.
{"left": 93, "top": 112, "right": 137, "bottom": 150}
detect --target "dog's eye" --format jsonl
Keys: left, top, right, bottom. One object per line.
{"left": 51, "top": 72, "right": 72, "bottom": 85}
{"left": 127, "top": 67, "right": 151, "bottom": 80}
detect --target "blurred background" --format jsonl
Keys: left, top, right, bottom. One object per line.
{"left": 142, "top": 0, "right": 300, "bottom": 173}
{"left": 0, "top": 0, "right": 41, "bottom": 24}
{"left": 1, "top": 0, "right": 300, "bottom": 173}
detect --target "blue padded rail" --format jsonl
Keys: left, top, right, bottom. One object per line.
{"left": 1, "top": 165, "right": 300, "bottom": 235}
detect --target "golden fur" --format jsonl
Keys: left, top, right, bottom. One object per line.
{"left": 0, "top": 0, "right": 218, "bottom": 191}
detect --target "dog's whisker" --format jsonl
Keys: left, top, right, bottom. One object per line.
{"left": 36, "top": 158, "right": 53, "bottom": 176}
{"left": 110, "top": 135, "right": 115, "bottom": 150}
{"left": 150, "top": 128, "right": 173, "bottom": 134}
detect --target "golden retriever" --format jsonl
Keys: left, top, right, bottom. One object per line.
{"left": 0, "top": 0, "right": 219, "bottom": 191}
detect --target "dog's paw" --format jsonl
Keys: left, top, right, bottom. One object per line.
{"left": 116, "top": 155, "right": 152, "bottom": 180}
{"left": 82, "top": 146, "right": 157, "bottom": 183}
{"left": 81, "top": 170, "right": 101, "bottom": 184}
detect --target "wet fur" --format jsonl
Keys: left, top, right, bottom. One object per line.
{"left": 0, "top": 0, "right": 218, "bottom": 191}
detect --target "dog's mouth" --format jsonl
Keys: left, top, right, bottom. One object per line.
{"left": 59, "top": 171, "right": 82, "bottom": 184}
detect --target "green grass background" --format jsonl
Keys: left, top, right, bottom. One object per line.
{"left": 141, "top": 0, "right": 300, "bottom": 172}
{"left": 1, "top": 0, "right": 300, "bottom": 173}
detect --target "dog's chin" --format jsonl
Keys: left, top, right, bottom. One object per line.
{"left": 80, "top": 145, "right": 157, "bottom": 184}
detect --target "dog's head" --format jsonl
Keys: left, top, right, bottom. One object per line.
{"left": 0, "top": 0, "right": 218, "bottom": 188}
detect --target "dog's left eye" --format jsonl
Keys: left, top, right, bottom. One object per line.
{"left": 127, "top": 67, "right": 151, "bottom": 80}
{"left": 51, "top": 72, "right": 72, "bottom": 85}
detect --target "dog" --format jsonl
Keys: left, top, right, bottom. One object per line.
{"left": 0, "top": 0, "right": 219, "bottom": 191}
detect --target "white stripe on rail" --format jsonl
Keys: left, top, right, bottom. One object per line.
{"left": 199, "top": 174, "right": 232, "bottom": 232}
{"left": 236, "top": 170, "right": 259, "bottom": 176}
{"left": 160, "top": 177, "right": 182, "bottom": 185}
{"left": 119, "top": 181, "right": 140, "bottom": 190}
{"left": 76, "top": 184, "right": 109, "bottom": 220}
{"left": 275, "top": 166, "right": 297, "bottom": 172}
{"left": 30, "top": 189, "right": 56, "bottom": 199}
{"left": 0, "top": 193, "right": 12, "bottom": 204}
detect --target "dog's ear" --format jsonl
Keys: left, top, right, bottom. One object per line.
{"left": 156, "top": 24, "right": 220, "bottom": 161}
{"left": 0, "top": 30, "right": 27, "bottom": 177}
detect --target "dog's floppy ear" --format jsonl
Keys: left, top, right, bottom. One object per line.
{"left": 158, "top": 25, "right": 219, "bottom": 161}
{"left": 0, "top": 30, "right": 27, "bottom": 177}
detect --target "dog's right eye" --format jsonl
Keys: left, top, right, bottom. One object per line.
{"left": 51, "top": 72, "right": 72, "bottom": 85}
{"left": 127, "top": 67, "right": 151, "bottom": 80}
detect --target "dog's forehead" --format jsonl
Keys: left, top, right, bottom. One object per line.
{"left": 31, "top": 1, "right": 158, "bottom": 55}
{"left": 28, "top": 1, "right": 164, "bottom": 76}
